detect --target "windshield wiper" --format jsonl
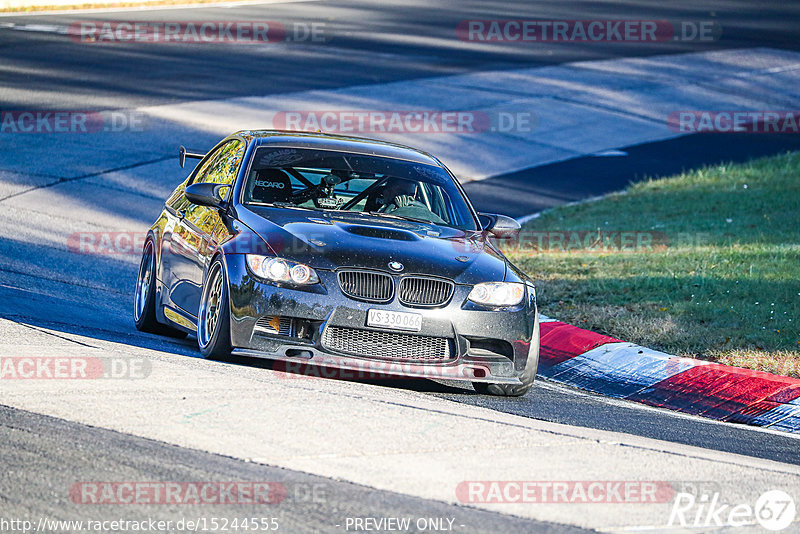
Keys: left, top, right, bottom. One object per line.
{"left": 270, "top": 202, "right": 322, "bottom": 211}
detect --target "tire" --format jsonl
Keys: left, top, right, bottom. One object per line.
{"left": 473, "top": 317, "right": 540, "bottom": 397}
{"left": 134, "top": 238, "right": 187, "bottom": 339}
{"left": 197, "top": 256, "right": 232, "bottom": 361}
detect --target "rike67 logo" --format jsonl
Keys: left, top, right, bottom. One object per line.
{"left": 669, "top": 489, "right": 796, "bottom": 531}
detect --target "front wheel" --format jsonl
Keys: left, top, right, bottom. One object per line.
{"left": 473, "top": 318, "right": 539, "bottom": 397}
{"left": 197, "top": 256, "right": 232, "bottom": 360}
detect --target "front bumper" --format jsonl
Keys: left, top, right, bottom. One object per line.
{"left": 225, "top": 254, "right": 539, "bottom": 384}
{"left": 230, "top": 346, "right": 524, "bottom": 384}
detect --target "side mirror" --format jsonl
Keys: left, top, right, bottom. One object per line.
{"left": 185, "top": 182, "right": 230, "bottom": 208}
{"left": 479, "top": 212, "right": 521, "bottom": 239}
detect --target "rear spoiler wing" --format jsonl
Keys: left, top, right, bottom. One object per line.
{"left": 179, "top": 145, "right": 205, "bottom": 168}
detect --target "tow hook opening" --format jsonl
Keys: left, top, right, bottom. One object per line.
{"left": 468, "top": 367, "right": 488, "bottom": 378}
{"left": 286, "top": 348, "right": 313, "bottom": 359}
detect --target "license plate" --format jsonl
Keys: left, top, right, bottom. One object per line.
{"left": 367, "top": 309, "right": 422, "bottom": 332}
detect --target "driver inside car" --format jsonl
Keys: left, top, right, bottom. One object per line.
{"left": 378, "top": 177, "right": 447, "bottom": 224}
{"left": 379, "top": 178, "right": 418, "bottom": 211}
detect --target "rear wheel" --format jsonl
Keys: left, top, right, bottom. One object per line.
{"left": 134, "top": 239, "right": 187, "bottom": 338}
{"left": 197, "top": 257, "right": 232, "bottom": 360}
{"left": 473, "top": 319, "right": 539, "bottom": 397}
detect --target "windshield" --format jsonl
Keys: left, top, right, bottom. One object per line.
{"left": 243, "top": 147, "right": 478, "bottom": 230}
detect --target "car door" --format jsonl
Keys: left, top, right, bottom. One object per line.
{"left": 164, "top": 139, "right": 245, "bottom": 318}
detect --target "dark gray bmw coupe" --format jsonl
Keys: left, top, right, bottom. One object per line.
{"left": 134, "top": 131, "right": 539, "bottom": 396}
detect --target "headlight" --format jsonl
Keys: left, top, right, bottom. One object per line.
{"left": 468, "top": 282, "right": 525, "bottom": 306}
{"left": 246, "top": 255, "right": 319, "bottom": 285}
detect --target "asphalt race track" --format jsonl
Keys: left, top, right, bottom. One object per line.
{"left": 1, "top": 1, "right": 800, "bottom": 532}
{"left": 3, "top": 0, "right": 800, "bottom": 110}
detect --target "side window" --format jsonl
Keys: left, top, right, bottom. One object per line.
{"left": 199, "top": 139, "right": 245, "bottom": 200}
{"left": 178, "top": 140, "right": 245, "bottom": 233}
{"left": 189, "top": 151, "right": 219, "bottom": 185}
{"left": 166, "top": 147, "right": 222, "bottom": 215}
{"left": 166, "top": 178, "right": 190, "bottom": 212}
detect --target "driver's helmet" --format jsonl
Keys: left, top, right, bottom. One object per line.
{"left": 382, "top": 178, "right": 417, "bottom": 202}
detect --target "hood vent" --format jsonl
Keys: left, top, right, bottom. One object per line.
{"left": 344, "top": 225, "right": 418, "bottom": 241}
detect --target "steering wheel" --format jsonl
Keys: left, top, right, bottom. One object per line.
{"left": 378, "top": 196, "right": 425, "bottom": 213}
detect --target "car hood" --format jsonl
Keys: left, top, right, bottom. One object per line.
{"left": 236, "top": 206, "right": 508, "bottom": 285}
